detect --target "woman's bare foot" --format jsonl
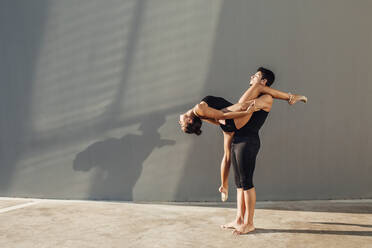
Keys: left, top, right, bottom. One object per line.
{"left": 219, "top": 185, "right": 228, "bottom": 202}
{"left": 288, "top": 94, "right": 308, "bottom": 105}
{"left": 220, "top": 217, "right": 243, "bottom": 230}
{"left": 232, "top": 223, "right": 256, "bottom": 235}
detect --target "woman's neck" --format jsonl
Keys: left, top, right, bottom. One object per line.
{"left": 189, "top": 108, "right": 198, "bottom": 118}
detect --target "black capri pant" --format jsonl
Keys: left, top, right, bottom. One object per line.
{"left": 231, "top": 136, "right": 261, "bottom": 191}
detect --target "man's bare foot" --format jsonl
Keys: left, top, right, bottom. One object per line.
{"left": 220, "top": 218, "right": 243, "bottom": 230}
{"left": 289, "top": 94, "right": 308, "bottom": 105}
{"left": 219, "top": 185, "right": 228, "bottom": 202}
{"left": 232, "top": 223, "right": 256, "bottom": 235}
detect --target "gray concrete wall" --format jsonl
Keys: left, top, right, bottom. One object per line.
{"left": 1, "top": 0, "right": 371, "bottom": 201}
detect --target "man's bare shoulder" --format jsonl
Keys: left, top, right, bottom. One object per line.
{"left": 260, "top": 94, "right": 273, "bottom": 103}
{"left": 258, "top": 94, "right": 273, "bottom": 112}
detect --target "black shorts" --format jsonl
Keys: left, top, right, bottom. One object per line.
{"left": 208, "top": 97, "right": 237, "bottom": 132}
{"left": 201, "top": 95, "right": 237, "bottom": 132}
{"left": 231, "top": 135, "right": 260, "bottom": 190}
{"left": 220, "top": 119, "right": 237, "bottom": 132}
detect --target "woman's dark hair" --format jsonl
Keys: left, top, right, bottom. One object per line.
{"left": 185, "top": 116, "right": 202, "bottom": 136}
{"left": 257, "top": 67, "right": 275, "bottom": 87}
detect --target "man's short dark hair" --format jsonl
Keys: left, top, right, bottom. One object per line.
{"left": 257, "top": 67, "right": 275, "bottom": 87}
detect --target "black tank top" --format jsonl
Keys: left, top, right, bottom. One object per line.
{"left": 201, "top": 95, "right": 233, "bottom": 110}
{"left": 234, "top": 110, "right": 269, "bottom": 139}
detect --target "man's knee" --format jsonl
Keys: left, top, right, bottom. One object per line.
{"left": 243, "top": 185, "right": 254, "bottom": 191}
{"left": 235, "top": 181, "right": 243, "bottom": 189}
{"left": 241, "top": 179, "right": 254, "bottom": 191}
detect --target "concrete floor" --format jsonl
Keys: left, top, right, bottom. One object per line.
{"left": 0, "top": 198, "right": 371, "bottom": 248}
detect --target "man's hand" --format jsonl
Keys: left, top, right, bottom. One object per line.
{"left": 246, "top": 100, "right": 260, "bottom": 112}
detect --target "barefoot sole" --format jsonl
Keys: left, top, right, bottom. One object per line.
{"left": 221, "top": 192, "right": 228, "bottom": 202}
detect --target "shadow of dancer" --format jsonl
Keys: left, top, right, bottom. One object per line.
{"left": 252, "top": 228, "right": 372, "bottom": 237}
{"left": 73, "top": 114, "right": 175, "bottom": 201}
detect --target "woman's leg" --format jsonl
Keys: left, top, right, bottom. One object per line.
{"left": 220, "top": 84, "right": 307, "bottom": 129}
{"left": 221, "top": 82, "right": 307, "bottom": 115}
{"left": 220, "top": 83, "right": 290, "bottom": 113}
{"left": 219, "top": 131, "right": 234, "bottom": 201}
{"left": 221, "top": 83, "right": 306, "bottom": 114}
{"left": 219, "top": 83, "right": 263, "bottom": 113}
{"left": 239, "top": 83, "right": 307, "bottom": 104}
{"left": 238, "top": 83, "right": 269, "bottom": 103}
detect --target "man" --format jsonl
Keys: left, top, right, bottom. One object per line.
{"left": 220, "top": 67, "right": 275, "bottom": 234}
{"left": 178, "top": 67, "right": 306, "bottom": 234}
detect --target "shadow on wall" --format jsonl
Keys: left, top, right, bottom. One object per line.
{"left": 0, "top": 0, "right": 48, "bottom": 193}
{"left": 73, "top": 114, "right": 175, "bottom": 201}
{"left": 174, "top": 0, "right": 258, "bottom": 201}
